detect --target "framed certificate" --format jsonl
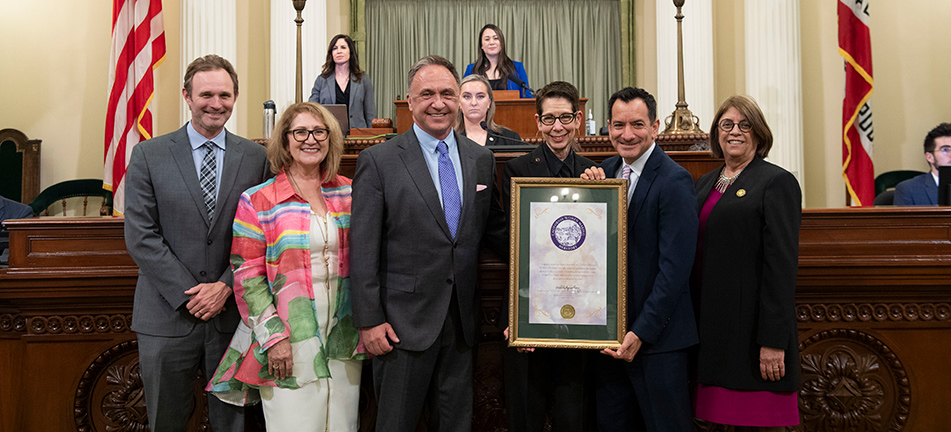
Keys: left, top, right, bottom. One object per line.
{"left": 508, "top": 178, "right": 628, "bottom": 349}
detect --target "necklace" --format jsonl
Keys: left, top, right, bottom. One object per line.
{"left": 715, "top": 169, "right": 742, "bottom": 193}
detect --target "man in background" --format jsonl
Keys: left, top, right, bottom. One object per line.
{"left": 894, "top": 122, "right": 951, "bottom": 206}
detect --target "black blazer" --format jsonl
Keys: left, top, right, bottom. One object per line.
{"left": 461, "top": 126, "right": 523, "bottom": 146}
{"left": 501, "top": 145, "right": 596, "bottom": 213}
{"left": 694, "top": 157, "right": 801, "bottom": 392}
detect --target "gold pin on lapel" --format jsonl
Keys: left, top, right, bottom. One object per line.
{"left": 736, "top": 189, "right": 746, "bottom": 197}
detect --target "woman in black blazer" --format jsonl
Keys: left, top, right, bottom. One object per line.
{"left": 456, "top": 74, "right": 522, "bottom": 146}
{"left": 308, "top": 34, "right": 376, "bottom": 129}
{"left": 692, "top": 95, "right": 801, "bottom": 431}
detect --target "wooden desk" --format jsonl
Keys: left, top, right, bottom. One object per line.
{"left": 3, "top": 205, "right": 949, "bottom": 430}
{"left": 394, "top": 98, "right": 587, "bottom": 139}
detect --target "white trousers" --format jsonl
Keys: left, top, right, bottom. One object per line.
{"left": 259, "top": 358, "right": 363, "bottom": 432}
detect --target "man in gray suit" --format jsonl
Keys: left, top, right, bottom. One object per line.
{"left": 351, "top": 55, "right": 507, "bottom": 432}
{"left": 124, "top": 54, "right": 268, "bottom": 432}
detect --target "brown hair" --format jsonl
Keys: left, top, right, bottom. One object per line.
{"left": 455, "top": 74, "right": 501, "bottom": 133}
{"left": 471, "top": 24, "right": 515, "bottom": 82}
{"left": 267, "top": 102, "right": 344, "bottom": 182}
{"left": 709, "top": 95, "right": 773, "bottom": 159}
{"left": 183, "top": 54, "right": 238, "bottom": 96}
{"left": 319, "top": 34, "right": 365, "bottom": 82}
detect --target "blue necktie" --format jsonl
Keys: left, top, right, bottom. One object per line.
{"left": 199, "top": 142, "right": 217, "bottom": 219}
{"left": 437, "top": 141, "right": 461, "bottom": 238}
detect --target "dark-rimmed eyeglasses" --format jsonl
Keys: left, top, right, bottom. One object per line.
{"left": 718, "top": 119, "right": 752, "bottom": 133}
{"left": 289, "top": 128, "right": 329, "bottom": 142}
{"left": 539, "top": 113, "right": 577, "bottom": 126}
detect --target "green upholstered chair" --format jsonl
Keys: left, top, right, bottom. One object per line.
{"left": 28, "top": 179, "right": 113, "bottom": 216}
{"left": 874, "top": 170, "right": 925, "bottom": 196}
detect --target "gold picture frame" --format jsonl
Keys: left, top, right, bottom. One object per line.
{"left": 508, "top": 177, "right": 628, "bottom": 349}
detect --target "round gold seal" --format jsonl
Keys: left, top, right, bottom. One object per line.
{"left": 560, "top": 304, "right": 576, "bottom": 319}
{"left": 736, "top": 189, "right": 747, "bottom": 197}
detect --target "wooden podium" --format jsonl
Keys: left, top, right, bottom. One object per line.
{"left": 394, "top": 97, "right": 587, "bottom": 139}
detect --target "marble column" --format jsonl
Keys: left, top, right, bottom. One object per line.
{"left": 744, "top": 0, "right": 805, "bottom": 191}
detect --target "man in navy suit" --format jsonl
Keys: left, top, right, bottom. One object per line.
{"left": 894, "top": 122, "right": 951, "bottom": 206}
{"left": 583, "top": 87, "right": 698, "bottom": 431}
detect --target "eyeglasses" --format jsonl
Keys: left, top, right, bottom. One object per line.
{"left": 289, "top": 128, "right": 329, "bottom": 142}
{"left": 718, "top": 119, "right": 752, "bottom": 133}
{"left": 934, "top": 146, "right": 951, "bottom": 155}
{"left": 539, "top": 113, "right": 577, "bottom": 126}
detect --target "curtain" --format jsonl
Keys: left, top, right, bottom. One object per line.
{"left": 365, "top": 0, "right": 623, "bottom": 130}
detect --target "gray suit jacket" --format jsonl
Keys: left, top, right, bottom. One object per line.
{"left": 350, "top": 129, "right": 507, "bottom": 350}
{"left": 308, "top": 73, "right": 377, "bottom": 128}
{"left": 124, "top": 125, "right": 268, "bottom": 337}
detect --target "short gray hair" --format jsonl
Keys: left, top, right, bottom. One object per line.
{"left": 407, "top": 55, "right": 459, "bottom": 91}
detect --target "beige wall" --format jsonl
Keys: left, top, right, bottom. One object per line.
{"left": 0, "top": 0, "right": 347, "bottom": 192}
{"left": 4, "top": 0, "right": 950, "bottom": 208}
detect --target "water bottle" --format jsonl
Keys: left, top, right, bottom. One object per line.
{"left": 587, "top": 109, "right": 597, "bottom": 135}
{"left": 263, "top": 100, "right": 276, "bottom": 139}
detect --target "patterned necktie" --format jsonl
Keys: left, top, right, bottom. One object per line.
{"left": 437, "top": 141, "right": 461, "bottom": 238}
{"left": 199, "top": 141, "right": 217, "bottom": 219}
{"left": 622, "top": 165, "right": 634, "bottom": 205}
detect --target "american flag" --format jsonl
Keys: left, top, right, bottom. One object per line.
{"left": 103, "top": 0, "right": 165, "bottom": 214}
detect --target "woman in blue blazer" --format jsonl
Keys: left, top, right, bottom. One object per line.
{"left": 308, "top": 34, "right": 376, "bottom": 129}
{"left": 464, "top": 24, "right": 532, "bottom": 98}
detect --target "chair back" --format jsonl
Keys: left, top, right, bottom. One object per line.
{"left": 873, "top": 189, "right": 896, "bottom": 206}
{"left": 28, "top": 179, "right": 113, "bottom": 216}
{"left": 0, "top": 128, "right": 41, "bottom": 203}
{"left": 875, "top": 170, "right": 925, "bottom": 196}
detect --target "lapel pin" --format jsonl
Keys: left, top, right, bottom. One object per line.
{"left": 736, "top": 189, "right": 746, "bottom": 197}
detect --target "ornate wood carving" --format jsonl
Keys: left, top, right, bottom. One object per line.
{"left": 797, "top": 303, "right": 951, "bottom": 323}
{"left": 74, "top": 339, "right": 211, "bottom": 432}
{"left": 1, "top": 314, "right": 133, "bottom": 335}
{"left": 798, "top": 329, "right": 910, "bottom": 431}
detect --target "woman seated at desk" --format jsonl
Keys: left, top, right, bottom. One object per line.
{"left": 309, "top": 34, "right": 376, "bottom": 129}
{"left": 456, "top": 74, "right": 522, "bottom": 146}
{"left": 464, "top": 24, "right": 532, "bottom": 98}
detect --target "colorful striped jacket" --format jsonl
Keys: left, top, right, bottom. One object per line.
{"left": 207, "top": 170, "right": 365, "bottom": 405}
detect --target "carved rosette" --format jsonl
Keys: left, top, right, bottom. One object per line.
{"left": 797, "top": 303, "right": 950, "bottom": 323}
{"left": 74, "top": 339, "right": 211, "bottom": 432}
{"left": 798, "top": 329, "right": 910, "bottom": 431}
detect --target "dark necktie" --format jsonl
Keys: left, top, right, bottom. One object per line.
{"left": 437, "top": 141, "right": 461, "bottom": 238}
{"left": 199, "top": 141, "right": 217, "bottom": 219}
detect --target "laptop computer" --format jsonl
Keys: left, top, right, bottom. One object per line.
{"left": 323, "top": 104, "right": 350, "bottom": 137}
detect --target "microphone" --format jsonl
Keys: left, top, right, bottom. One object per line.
{"left": 479, "top": 120, "right": 533, "bottom": 149}
{"left": 507, "top": 73, "right": 533, "bottom": 96}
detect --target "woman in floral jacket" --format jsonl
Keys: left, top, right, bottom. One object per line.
{"left": 208, "top": 102, "right": 365, "bottom": 432}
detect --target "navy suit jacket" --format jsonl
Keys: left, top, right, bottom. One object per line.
{"left": 464, "top": 61, "right": 533, "bottom": 98}
{"left": 601, "top": 147, "right": 699, "bottom": 354}
{"left": 894, "top": 172, "right": 937, "bottom": 206}
{"left": 308, "top": 73, "right": 377, "bottom": 128}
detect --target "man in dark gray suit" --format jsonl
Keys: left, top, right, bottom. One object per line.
{"left": 351, "top": 55, "right": 507, "bottom": 432}
{"left": 124, "top": 54, "right": 268, "bottom": 432}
